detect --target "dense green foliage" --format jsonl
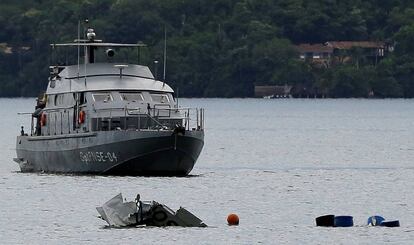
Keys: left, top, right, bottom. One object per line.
{"left": 1, "top": 0, "right": 414, "bottom": 97}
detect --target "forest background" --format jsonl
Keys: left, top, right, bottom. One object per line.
{"left": 1, "top": 0, "right": 414, "bottom": 98}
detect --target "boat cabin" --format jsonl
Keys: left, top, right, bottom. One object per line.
{"left": 32, "top": 28, "right": 203, "bottom": 137}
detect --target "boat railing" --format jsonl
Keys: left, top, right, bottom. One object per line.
{"left": 20, "top": 108, "right": 74, "bottom": 136}
{"left": 17, "top": 112, "right": 35, "bottom": 136}
{"left": 92, "top": 106, "right": 204, "bottom": 132}
{"left": 19, "top": 106, "right": 204, "bottom": 136}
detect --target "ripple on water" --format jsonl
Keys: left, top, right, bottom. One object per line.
{"left": 1, "top": 99, "right": 414, "bottom": 244}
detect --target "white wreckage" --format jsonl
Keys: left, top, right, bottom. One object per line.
{"left": 97, "top": 193, "right": 207, "bottom": 227}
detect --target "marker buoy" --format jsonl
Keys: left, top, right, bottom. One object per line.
{"left": 227, "top": 213, "right": 239, "bottom": 226}
{"left": 316, "top": 215, "right": 335, "bottom": 227}
{"left": 334, "top": 216, "right": 353, "bottom": 227}
{"left": 380, "top": 220, "right": 400, "bottom": 227}
{"left": 367, "top": 216, "right": 385, "bottom": 226}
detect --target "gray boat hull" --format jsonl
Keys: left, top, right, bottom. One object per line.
{"left": 15, "top": 130, "right": 204, "bottom": 176}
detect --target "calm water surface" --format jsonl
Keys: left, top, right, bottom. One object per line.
{"left": 1, "top": 98, "right": 414, "bottom": 244}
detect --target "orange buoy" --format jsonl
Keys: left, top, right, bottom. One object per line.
{"left": 227, "top": 213, "right": 239, "bottom": 226}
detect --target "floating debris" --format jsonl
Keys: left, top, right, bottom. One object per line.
{"left": 334, "top": 216, "right": 353, "bottom": 227}
{"left": 380, "top": 220, "right": 400, "bottom": 227}
{"left": 315, "top": 215, "right": 353, "bottom": 227}
{"left": 317, "top": 214, "right": 401, "bottom": 228}
{"left": 315, "top": 215, "right": 334, "bottom": 227}
{"left": 367, "top": 216, "right": 400, "bottom": 227}
{"left": 97, "top": 193, "right": 207, "bottom": 228}
{"left": 367, "top": 216, "right": 385, "bottom": 226}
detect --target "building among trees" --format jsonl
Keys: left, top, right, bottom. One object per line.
{"left": 296, "top": 41, "right": 393, "bottom": 68}
{"left": 296, "top": 44, "right": 334, "bottom": 68}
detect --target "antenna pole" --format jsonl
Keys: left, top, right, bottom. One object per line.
{"left": 77, "top": 20, "right": 80, "bottom": 78}
{"left": 163, "top": 26, "right": 167, "bottom": 86}
{"left": 176, "top": 87, "right": 179, "bottom": 108}
{"left": 83, "top": 19, "right": 88, "bottom": 88}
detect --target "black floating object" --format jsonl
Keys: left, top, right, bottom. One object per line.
{"left": 334, "top": 216, "right": 354, "bottom": 227}
{"left": 316, "top": 215, "right": 335, "bottom": 227}
{"left": 380, "top": 220, "right": 400, "bottom": 227}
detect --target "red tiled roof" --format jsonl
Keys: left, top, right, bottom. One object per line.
{"left": 296, "top": 44, "right": 333, "bottom": 53}
{"left": 325, "top": 41, "right": 385, "bottom": 49}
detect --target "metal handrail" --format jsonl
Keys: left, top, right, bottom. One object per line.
{"left": 146, "top": 113, "right": 168, "bottom": 129}
{"left": 93, "top": 106, "right": 204, "bottom": 130}
{"left": 21, "top": 105, "right": 204, "bottom": 136}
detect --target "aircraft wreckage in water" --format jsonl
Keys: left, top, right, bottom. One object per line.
{"left": 96, "top": 193, "right": 207, "bottom": 227}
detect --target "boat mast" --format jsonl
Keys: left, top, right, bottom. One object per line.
{"left": 86, "top": 29, "right": 96, "bottom": 64}
{"left": 163, "top": 26, "right": 167, "bottom": 87}
{"left": 77, "top": 20, "right": 80, "bottom": 77}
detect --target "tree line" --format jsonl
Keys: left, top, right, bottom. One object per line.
{"left": 0, "top": 0, "right": 414, "bottom": 98}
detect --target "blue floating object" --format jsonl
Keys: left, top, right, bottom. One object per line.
{"left": 380, "top": 220, "right": 400, "bottom": 227}
{"left": 334, "top": 216, "right": 354, "bottom": 227}
{"left": 367, "top": 216, "right": 385, "bottom": 226}
{"left": 316, "top": 215, "right": 335, "bottom": 227}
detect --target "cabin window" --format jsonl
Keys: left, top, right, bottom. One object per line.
{"left": 80, "top": 92, "right": 87, "bottom": 105}
{"left": 92, "top": 93, "right": 113, "bottom": 102}
{"left": 151, "top": 93, "right": 169, "bottom": 103}
{"left": 54, "top": 94, "right": 64, "bottom": 106}
{"left": 120, "top": 92, "right": 144, "bottom": 102}
{"left": 47, "top": 95, "right": 53, "bottom": 106}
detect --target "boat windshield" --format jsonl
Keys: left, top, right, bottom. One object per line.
{"left": 120, "top": 92, "right": 144, "bottom": 102}
{"left": 151, "top": 93, "right": 169, "bottom": 103}
{"left": 93, "top": 93, "right": 113, "bottom": 102}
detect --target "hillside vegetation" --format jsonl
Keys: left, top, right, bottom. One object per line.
{"left": 1, "top": 0, "right": 414, "bottom": 97}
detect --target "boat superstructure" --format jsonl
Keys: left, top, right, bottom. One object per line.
{"left": 14, "top": 28, "right": 204, "bottom": 176}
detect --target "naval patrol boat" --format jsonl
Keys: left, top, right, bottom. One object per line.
{"left": 14, "top": 28, "right": 204, "bottom": 176}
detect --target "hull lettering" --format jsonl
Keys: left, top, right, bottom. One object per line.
{"left": 80, "top": 151, "right": 118, "bottom": 163}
